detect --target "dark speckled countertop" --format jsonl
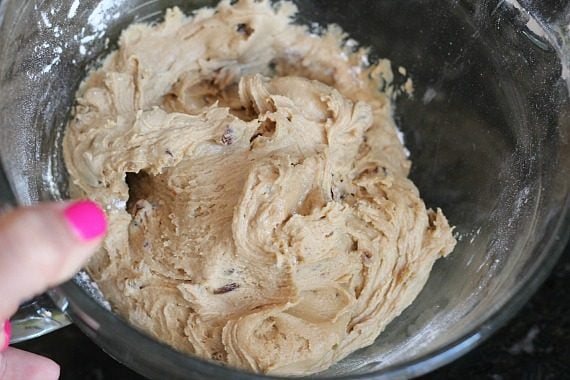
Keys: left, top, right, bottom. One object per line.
{"left": 15, "top": 241, "right": 570, "bottom": 379}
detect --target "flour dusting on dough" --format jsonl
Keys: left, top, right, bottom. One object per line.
{"left": 64, "top": 0, "right": 456, "bottom": 375}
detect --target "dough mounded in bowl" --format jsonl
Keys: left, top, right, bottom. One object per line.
{"left": 63, "top": 0, "right": 456, "bottom": 375}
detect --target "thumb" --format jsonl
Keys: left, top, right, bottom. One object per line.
{"left": 0, "top": 201, "right": 107, "bottom": 323}
{"left": 0, "top": 348, "right": 60, "bottom": 380}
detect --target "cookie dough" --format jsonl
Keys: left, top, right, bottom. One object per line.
{"left": 64, "top": 0, "right": 456, "bottom": 375}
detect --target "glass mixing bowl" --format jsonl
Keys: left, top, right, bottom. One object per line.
{"left": 0, "top": 0, "right": 569, "bottom": 379}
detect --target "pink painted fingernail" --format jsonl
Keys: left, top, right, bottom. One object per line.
{"left": 63, "top": 200, "right": 107, "bottom": 241}
{"left": 1, "top": 320, "right": 10, "bottom": 352}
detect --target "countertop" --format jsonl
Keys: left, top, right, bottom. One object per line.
{"left": 16, "top": 242, "right": 570, "bottom": 379}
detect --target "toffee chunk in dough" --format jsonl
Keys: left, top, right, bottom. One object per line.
{"left": 64, "top": 0, "right": 456, "bottom": 375}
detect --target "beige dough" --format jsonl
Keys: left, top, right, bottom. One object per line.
{"left": 63, "top": 0, "right": 456, "bottom": 375}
